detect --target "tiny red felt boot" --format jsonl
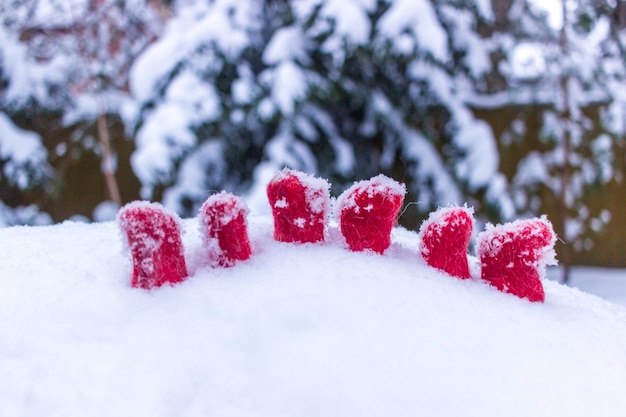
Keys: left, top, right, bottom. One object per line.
{"left": 199, "top": 191, "right": 252, "bottom": 267}
{"left": 118, "top": 201, "right": 188, "bottom": 289}
{"left": 418, "top": 206, "right": 474, "bottom": 279}
{"left": 477, "top": 216, "right": 557, "bottom": 303}
{"left": 338, "top": 175, "right": 406, "bottom": 254}
{"left": 266, "top": 169, "right": 330, "bottom": 243}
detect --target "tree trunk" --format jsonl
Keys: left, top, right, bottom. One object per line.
{"left": 558, "top": 0, "right": 572, "bottom": 284}
{"left": 97, "top": 111, "right": 122, "bottom": 207}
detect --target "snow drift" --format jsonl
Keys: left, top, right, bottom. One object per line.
{"left": 1, "top": 213, "right": 626, "bottom": 417}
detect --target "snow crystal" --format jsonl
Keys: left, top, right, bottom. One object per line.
{"left": 274, "top": 198, "right": 288, "bottom": 209}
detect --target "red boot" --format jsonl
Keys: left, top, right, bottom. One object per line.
{"left": 338, "top": 175, "right": 406, "bottom": 254}
{"left": 118, "top": 201, "right": 188, "bottom": 289}
{"left": 477, "top": 217, "right": 557, "bottom": 302}
{"left": 418, "top": 206, "right": 474, "bottom": 279}
{"left": 199, "top": 192, "right": 252, "bottom": 267}
{"left": 266, "top": 169, "right": 330, "bottom": 243}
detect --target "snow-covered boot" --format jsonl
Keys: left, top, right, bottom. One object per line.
{"left": 418, "top": 206, "right": 474, "bottom": 279}
{"left": 266, "top": 169, "right": 330, "bottom": 243}
{"left": 337, "top": 175, "right": 406, "bottom": 254}
{"left": 477, "top": 217, "right": 557, "bottom": 303}
{"left": 199, "top": 191, "right": 252, "bottom": 267}
{"left": 118, "top": 201, "right": 188, "bottom": 289}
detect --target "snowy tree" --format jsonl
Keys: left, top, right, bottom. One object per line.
{"left": 131, "top": 0, "right": 512, "bottom": 226}
{"left": 0, "top": 19, "right": 54, "bottom": 225}
{"left": 0, "top": 112, "right": 53, "bottom": 226}
{"left": 1, "top": 0, "right": 165, "bottom": 216}
{"left": 129, "top": 0, "right": 269, "bottom": 213}
{"left": 480, "top": 0, "right": 626, "bottom": 281}
{"left": 4, "top": 0, "right": 624, "bottom": 275}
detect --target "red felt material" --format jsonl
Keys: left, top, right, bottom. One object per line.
{"left": 199, "top": 192, "right": 252, "bottom": 267}
{"left": 118, "top": 202, "right": 188, "bottom": 289}
{"left": 418, "top": 207, "right": 473, "bottom": 279}
{"left": 477, "top": 218, "right": 555, "bottom": 303}
{"left": 266, "top": 170, "right": 330, "bottom": 243}
{"left": 339, "top": 176, "right": 405, "bottom": 254}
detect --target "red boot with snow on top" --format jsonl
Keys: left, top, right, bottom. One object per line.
{"left": 338, "top": 175, "right": 406, "bottom": 254}
{"left": 266, "top": 169, "right": 331, "bottom": 243}
{"left": 199, "top": 191, "right": 252, "bottom": 267}
{"left": 118, "top": 201, "right": 188, "bottom": 290}
{"left": 418, "top": 206, "right": 474, "bottom": 279}
{"left": 477, "top": 216, "right": 557, "bottom": 303}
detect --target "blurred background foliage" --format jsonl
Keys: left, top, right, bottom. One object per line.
{"left": 2, "top": 0, "right": 626, "bottom": 278}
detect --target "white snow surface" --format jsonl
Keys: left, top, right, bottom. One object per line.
{"left": 2, "top": 213, "right": 626, "bottom": 416}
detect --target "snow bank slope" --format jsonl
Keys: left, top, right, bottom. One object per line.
{"left": 1, "top": 216, "right": 626, "bottom": 417}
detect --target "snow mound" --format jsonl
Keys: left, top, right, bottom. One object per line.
{"left": 1, "top": 216, "right": 626, "bottom": 417}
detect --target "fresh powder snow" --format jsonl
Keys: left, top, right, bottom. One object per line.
{"left": 1, "top": 210, "right": 626, "bottom": 416}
